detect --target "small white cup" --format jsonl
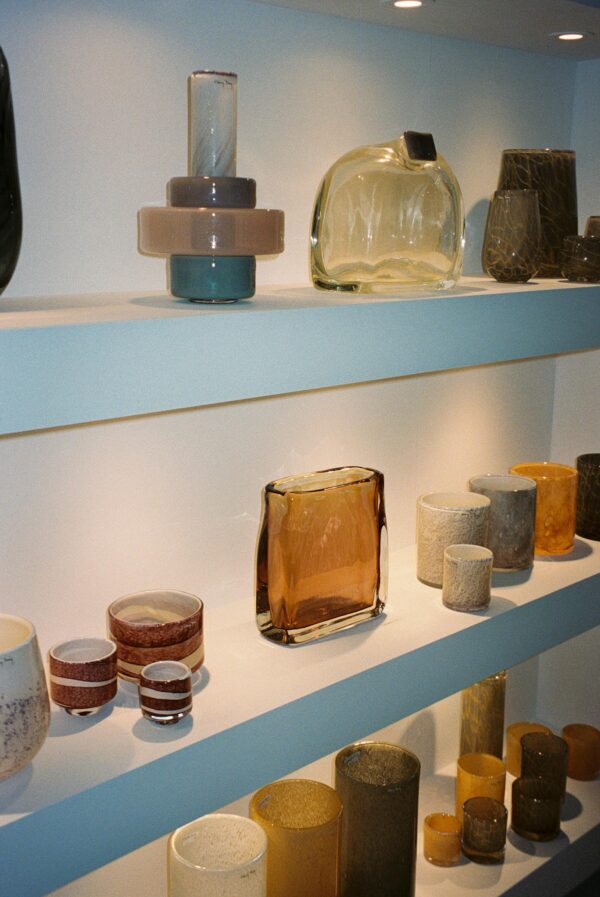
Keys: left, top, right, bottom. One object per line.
{"left": 442, "top": 544, "right": 493, "bottom": 612}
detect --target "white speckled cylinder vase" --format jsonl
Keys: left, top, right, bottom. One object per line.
{"left": 417, "top": 492, "right": 490, "bottom": 588}
{"left": 168, "top": 813, "right": 267, "bottom": 897}
{"left": 442, "top": 544, "right": 493, "bottom": 612}
{"left": 0, "top": 614, "right": 50, "bottom": 780}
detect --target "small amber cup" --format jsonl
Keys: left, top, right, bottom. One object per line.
{"left": 456, "top": 753, "right": 506, "bottom": 824}
{"left": 423, "top": 813, "right": 461, "bottom": 866}
{"left": 562, "top": 724, "right": 600, "bottom": 780}
{"left": 506, "top": 722, "right": 552, "bottom": 777}
{"left": 510, "top": 462, "right": 577, "bottom": 555}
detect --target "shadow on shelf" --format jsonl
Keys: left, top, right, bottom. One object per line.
{"left": 132, "top": 712, "right": 194, "bottom": 744}
{"left": 508, "top": 827, "right": 571, "bottom": 857}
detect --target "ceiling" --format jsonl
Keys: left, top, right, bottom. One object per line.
{"left": 253, "top": 0, "right": 600, "bottom": 59}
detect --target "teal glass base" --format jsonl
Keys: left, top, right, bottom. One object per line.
{"left": 170, "top": 256, "right": 256, "bottom": 302}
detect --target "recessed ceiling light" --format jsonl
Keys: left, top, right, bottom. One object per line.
{"left": 393, "top": 1, "right": 424, "bottom": 8}
{"left": 551, "top": 31, "right": 586, "bottom": 40}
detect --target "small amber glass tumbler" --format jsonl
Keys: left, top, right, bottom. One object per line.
{"left": 462, "top": 797, "right": 507, "bottom": 863}
{"left": 335, "top": 741, "right": 420, "bottom": 897}
{"left": 506, "top": 722, "right": 552, "bottom": 777}
{"left": 423, "top": 813, "right": 461, "bottom": 866}
{"left": 456, "top": 752, "right": 506, "bottom": 824}
{"left": 256, "top": 467, "right": 387, "bottom": 644}
{"left": 249, "top": 779, "right": 341, "bottom": 897}
{"left": 576, "top": 454, "right": 600, "bottom": 541}
{"left": 562, "top": 724, "right": 600, "bottom": 780}
{"left": 511, "top": 777, "right": 561, "bottom": 841}
{"left": 510, "top": 462, "right": 577, "bottom": 555}
{"left": 520, "top": 732, "right": 569, "bottom": 801}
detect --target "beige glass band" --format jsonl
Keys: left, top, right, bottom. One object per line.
{"left": 138, "top": 207, "right": 284, "bottom": 256}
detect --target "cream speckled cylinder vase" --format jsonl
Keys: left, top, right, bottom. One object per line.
{"left": 442, "top": 545, "right": 493, "bottom": 612}
{"left": 417, "top": 493, "right": 490, "bottom": 588}
{"left": 1, "top": 614, "right": 50, "bottom": 780}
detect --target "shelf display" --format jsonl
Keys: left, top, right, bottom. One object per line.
{"left": 249, "top": 779, "right": 341, "bottom": 897}
{"left": 510, "top": 462, "right": 578, "bottom": 555}
{"left": 506, "top": 722, "right": 552, "bottom": 777}
{"left": 137, "top": 71, "right": 284, "bottom": 301}
{"left": 520, "top": 731, "right": 569, "bottom": 802}
{"left": 47, "top": 637, "right": 117, "bottom": 716}
{"left": 576, "top": 453, "right": 600, "bottom": 540}
{"left": 138, "top": 660, "right": 193, "bottom": 725}
{"left": 455, "top": 752, "right": 506, "bottom": 824}
{"left": 107, "top": 589, "right": 204, "bottom": 681}
{"left": 468, "top": 473, "right": 536, "bottom": 570}
{"left": 256, "top": 467, "right": 387, "bottom": 644}
{"left": 460, "top": 671, "right": 507, "bottom": 759}
{"left": 335, "top": 742, "right": 420, "bottom": 897}
{"left": 442, "top": 544, "right": 493, "bottom": 612}
{"left": 481, "top": 189, "right": 541, "bottom": 283}
{"left": 310, "top": 131, "right": 464, "bottom": 293}
{"left": 422, "top": 813, "right": 461, "bottom": 867}
{"left": 0, "top": 614, "right": 50, "bottom": 781}
{"left": 561, "top": 724, "right": 600, "bottom": 780}
{"left": 0, "top": 47, "right": 22, "bottom": 296}
{"left": 416, "top": 492, "right": 490, "bottom": 588}
{"left": 497, "top": 149, "right": 577, "bottom": 277}
{"left": 168, "top": 813, "right": 268, "bottom": 897}
{"left": 461, "top": 796, "right": 507, "bottom": 864}
{"left": 561, "top": 235, "right": 600, "bottom": 282}
{"left": 511, "top": 777, "right": 562, "bottom": 841}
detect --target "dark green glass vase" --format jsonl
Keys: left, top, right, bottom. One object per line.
{"left": 0, "top": 47, "right": 22, "bottom": 295}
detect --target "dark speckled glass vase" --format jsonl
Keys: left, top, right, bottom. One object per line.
{"left": 0, "top": 47, "right": 22, "bottom": 295}
{"left": 335, "top": 742, "right": 420, "bottom": 897}
{"left": 482, "top": 190, "right": 541, "bottom": 282}
{"left": 498, "top": 149, "right": 577, "bottom": 277}
{"left": 576, "top": 454, "right": 600, "bottom": 540}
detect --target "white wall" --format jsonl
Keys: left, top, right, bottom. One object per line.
{"left": 2, "top": 0, "right": 576, "bottom": 296}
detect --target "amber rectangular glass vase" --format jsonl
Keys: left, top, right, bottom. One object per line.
{"left": 256, "top": 467, "right": 387, "bottom": 644}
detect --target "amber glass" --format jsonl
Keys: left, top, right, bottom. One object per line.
{"left": 506, "top": 722, "right": 552, "bottom": 777}
{"left": 481, "top": 189, "right": 541, "bottom": 282}
{"left": 455, "top": 753, "right": 506, "bottom": 824}
{"left": 497, "top": 149, "right": 577, "bottom": 277}
{"left": 461, "top": 797, "right": 507, "bottom": 863}
{"left": 256, "top": 467, "right": 387, "bottom": 644}
{"left": 511, "top": 777, "right": 561, "bottom": 841}
{"left": 561, "top": 724, "right": 600, "bottom": 781}
{"left": 249, "top": 779, "right": 341, "bottom": 897}
{"left": 585, "top": 216, "right": 600, "bottom": 238}
{"left": 510, "top": 462, "right": 577, "bottom": 555}
{"left": 520, "top": 732, "right": 569, "bottom": 801}
{"left": 335, "top": 742, "right": 420, "bottom": 897}
{"left": 423, "top": 813, "right": 461, "bottom": 867}
{"left": 460, "top": 671, "right": 507, "bottom": 759}
{"left": 576, "top": 454, "right": 600, "bottom": 540}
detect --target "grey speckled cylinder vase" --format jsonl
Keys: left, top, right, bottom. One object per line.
{"left": 417, "top": 492, "right": 490, "bottom": 588}
{"left": 469, "top": 474, "right": 536, "bottom": 570}
{"left": 442, "top": 545, "right": 493, "bottom": 612}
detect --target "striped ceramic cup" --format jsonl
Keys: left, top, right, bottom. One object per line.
{"left": 138, "top": 660, "right": 192, "bottom": 725}
{"left": 48, "top": 638, "right": 117, "bottom": 716}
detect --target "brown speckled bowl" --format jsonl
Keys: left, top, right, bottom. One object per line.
{"left": 107, "top": 590, "right": 204, "bottom": 682}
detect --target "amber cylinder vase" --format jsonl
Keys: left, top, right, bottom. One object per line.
{"left": 256, "top": 467, "right": 387, "bottom": 644}
{"left": 460, "top": 671, "right": 507, "bottom": 759}
{"left": 510, "top": 462, "right": 577, "bottom": 555}
{"left": 250, "top": 779, "right": 341, "bottom": 897}
{"left": 335, "top": 741, "right": 420, "bottom": 897}
{"left": 456, "top": 753, "right": 506, "bottom": 824}
{"left": 561, "top": 724, "right": 600, "bottom": 781}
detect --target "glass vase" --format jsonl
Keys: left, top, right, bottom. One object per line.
{"left": 481, "top": 190, "right": 541, "bottom": 282}
{"left": 511, "top": 777, "right": 561, "bottom": 841}
{"left": 520, "top": 732, "right": 569, "bottom": 802}
{"left": 560, "top": 235, "right": 600, "bottom": 283}
{"left": 0, "top": 47, "right": 22, "bottom": 296}
{"left": 468, "top": 474, "right": 536, "bottom": 570}
{"left": 249, "top": 779, "right": 341, "bottom": 897}
{"left": 461, "top": 797, "right": 507, "bottom": 864}
{"left": 510, "top": 462, "right": 577, "bottom": 555}
{"left": 506, "top": 722, "right": 552, "bottom": 777}
{"left": 256, "top": 467, "right": 387, "bottom": 644}
{"left": 335, "top": 741, "right": 420, "bottom": 897}
{"left": 561, "top": 724, "right": 600, "bottom": 781}
{"left": 460, "top": 671, "right": 507, "bottom": 759}
{"left": 497, "top": 148, "right": 577, "bottom": 277}
{"left": 576, "top": 454, "right": 600, "bottom": 540}
{"left": 455, "top": 753, "right": 506, "bottom": 824}
{"left": 311, "top": 131, "right": 464, "bottom": 292}
{"left": 416, "top": 492, "right": 490, "bottom": 588}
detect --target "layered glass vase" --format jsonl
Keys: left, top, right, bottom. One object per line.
{"left": 256, "top": 467, "right": 387, "bottom": 644}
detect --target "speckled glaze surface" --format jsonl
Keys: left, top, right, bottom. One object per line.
{"left": 139, "top": 660, "right": 192, "bottom": 725}
{"left": 469, "top": 474, "right": 536, "bottom": 570}
{"left": 0, "top": 614, "right": 50, "bottom": 780}
{"left": 460, "top": 671, "right": 506, "bottom": 759}
{"left": 576, "top": 454, "right": 600, "bottom": 540}
{"left": 48, "top": 638, "right": 117, "bottom": 716}
{"left": 417, "top": 493, "right": 490, "bottom": 588}
{"left": 442, "top": 545, "right": 493, "bottom": 612}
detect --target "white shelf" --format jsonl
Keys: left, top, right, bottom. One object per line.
{"left": 1, "top": 278, "right": 599, "bottom": 435}
{"left": 2, "top": 540, "right": 600, "bottom": 896}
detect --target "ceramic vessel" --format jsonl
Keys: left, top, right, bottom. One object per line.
{"left": 455, "top": 752, "right": 506, "bottom": 824}
{"left": 0, "top": 47, "right": 22, "bottom": 296}
{"left": 561, "top": 724, "right": 600, "bottom": 781}
{"left": 442, "top": 544, "right": 493, "bottom": 612}
{"left": 481, "top": 189, "right": 541, "bottom": 282}
{"left": 468, "top": 474, "right": 536, "bottom": 570}
{"left": 560, "top": 235, "right": 600, "bottom": 282}
{"left": 497, "top": 148, "right": 577, "bottom": 276}
{"left": 311, "top": 130, "right": 464, "bottom": 292}
{"left": 584, "top": 216, "right": 600, "bottom": 238}
{"left": 510, "top": 462, "right": 577, "bottom": 555}
{"left": 168, "top": 813, "right": 267, "bottom": 897}
{"left": 460, "top": 671, "right": 507, "bottom": 759}
{"left": 423, "top": 813, "right": 461, "bottom": 866}
{"left": 461, "top": 797, "right": 507, "bottom": 863}
{"left": 576, "top": 454, "right": 600, "bottom": 540}
{"left": 511, "top": 777, "right": 561, "bottom": 841}
{"left": 139, "top": 660, "right": 192, "bottom": 725}
{"left": 256, "top": 467, "right": 387, "bottom": 644}
{"left": 107, "top": 589, "right": 204, "bottom": 681}
{"left": 48, "top": 638, "right": 117, "bottom": 716}
{"left": 417, "top": 492, "right": 490, "bottom": 588}
{"left": 335, "top": 741, "right": 420, "bottom": 897}
{"left": 506, "top": 722, "right": 552, "bottom": 777}
{"left": 250, "top": 779, "right": 341, "bottom": 897}
{"left": 0, "top": 614, "right": 50, "bottom": 780}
